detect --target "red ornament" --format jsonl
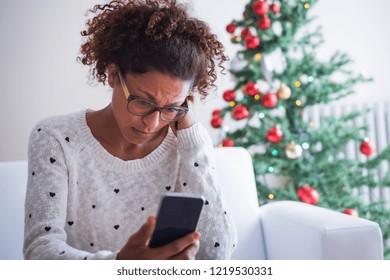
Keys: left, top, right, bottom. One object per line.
{"left": 226, "top": 23, "right": 237, "bottom": 34}
{"left": 266, "top": 127, "right": 283, "bottom": 143}
{"left": 270, "top": 3, "right": 281, "bottom": 14}
{"left": 258, "top": 17, "right": 271, "bottom": 30}
{"left": 245, "top": 35, "right": 260, "bottom": 49}
{"left": 343, "top": 208, "right": 359, "bottom": 217}
{"left": 253, "top": 1, "right": 269, "bottom": 16}
{"left": 360, "top": 139, "right": 375, "bottom": 156}
{"left": 240, "top": 28, "right": 252, "bottom": 38}
{"left": 212, "top": 109, "right": 221, "bottom": 116}
{"left": 297, "top": 185, "right": 319, "bottom": 205}
{"left": 223, "top": 89, "right": 236, "bottom": 101}
{"left": 211, "top": 115, "right": 223, "bottom": 128}
{"left": 244, "top": 82, "right": 260, "bottom": 96}
{"left": 222, "top": 138, "right": 235, "bottom": 147}
{"left": 233, "top": 104, "right": 249, "bottom": 120}
{"left": 261, "top": 93, "right": 278, "bottom": 108}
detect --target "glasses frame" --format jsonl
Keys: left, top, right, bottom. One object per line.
{"left": 117, "top": 70, "right": 189, "bottom": 122}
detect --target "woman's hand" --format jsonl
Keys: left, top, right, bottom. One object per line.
{"left": 116, "top": 216, "right": 200, "bottom": 260}
{"left": 170, "top": 98, "right": 196, "bottom": 136}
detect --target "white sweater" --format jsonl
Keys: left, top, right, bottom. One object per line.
{"left": 23, "top": 110, "right": 237, "bottom": 260}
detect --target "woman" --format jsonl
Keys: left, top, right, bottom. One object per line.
{"left": 24, "top": 0, "right": 237, "bottom": 260}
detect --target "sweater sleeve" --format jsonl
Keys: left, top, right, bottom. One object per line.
{"left": 23, "top": 123, "right": 118, "bottom": 260}
{"left": 175, "top": 123, "right": 238, "bottom": 259}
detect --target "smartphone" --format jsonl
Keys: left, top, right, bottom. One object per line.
{"left": 149, "top": 192, "right": 204, "bottom": 248}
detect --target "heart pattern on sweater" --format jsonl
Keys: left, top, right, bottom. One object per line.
{"left": 50, "top": 158, "right": 56, "bottom": 164}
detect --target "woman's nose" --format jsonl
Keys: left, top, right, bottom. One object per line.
{"left": 142, "top": 110, "right": 161, "bottom": 130}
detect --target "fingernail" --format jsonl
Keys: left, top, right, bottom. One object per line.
{"left": 194, "top": 232, "right": 201, "bottom": 240}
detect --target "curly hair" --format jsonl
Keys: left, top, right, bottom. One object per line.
{"left": 79, "top": 0, "right": 228, "bottom": 99}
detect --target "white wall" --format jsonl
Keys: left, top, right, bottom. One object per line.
{"left": 1, "top": 0, "right": 389, "bottom": 161}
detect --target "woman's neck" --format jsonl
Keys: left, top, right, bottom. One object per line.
{"left": 86, "top": 105, "right": 168, "bottom": 160}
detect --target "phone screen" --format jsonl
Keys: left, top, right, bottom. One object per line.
{"left": 149, "top": 193, "right": 204, "bottom": 248}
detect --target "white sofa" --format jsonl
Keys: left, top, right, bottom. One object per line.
{"left": 0, "top": 147, "right": 384, "bottom": 259}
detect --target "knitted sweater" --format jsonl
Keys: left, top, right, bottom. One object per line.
{"left": 23, "top": 110, "right": 237, "bottom": 260}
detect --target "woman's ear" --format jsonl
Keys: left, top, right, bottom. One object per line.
{"left": 107, "top": 64, "right": 118, "bottom": 88}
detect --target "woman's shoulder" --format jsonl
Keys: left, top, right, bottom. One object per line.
{"left": 31, "top": 110, "right": 87, "bottom": 135}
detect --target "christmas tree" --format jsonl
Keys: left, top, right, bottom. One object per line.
{"left": 212, "top": 0, "right": 390, "bottom": 258}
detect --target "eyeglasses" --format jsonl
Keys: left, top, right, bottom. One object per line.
{"left": 117, "top": 71, "right": 189, "bottom": 122}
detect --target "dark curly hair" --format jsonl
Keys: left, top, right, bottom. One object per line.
{"left": 79, "top": 0, "right": 228, "bottom": 99}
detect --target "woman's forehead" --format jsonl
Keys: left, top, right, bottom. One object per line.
{"left": 125, "top": 70, "right": 192, "bottom": 104}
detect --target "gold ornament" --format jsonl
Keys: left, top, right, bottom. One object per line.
{"left": 277, "top": 84, "right": 292, "bottom": 100}
{"left": 231, "top": 35, "right": 242, "bottom": 43}
{"left": 285, "top": 141, "right": 303, "bottom": 159}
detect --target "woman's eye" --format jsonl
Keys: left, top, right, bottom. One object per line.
{"left": 165, "top": 107, "right": 178, "bottom": 114}
{"left": 136, "top": 99, "right": 152, "bottom": 107}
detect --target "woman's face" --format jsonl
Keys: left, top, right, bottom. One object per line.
{"left": 109, "top": 68, "right": 192, "bottom": 145}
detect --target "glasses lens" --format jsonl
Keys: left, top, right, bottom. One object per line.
{"left": 161, "top": 108, "right": 187, "bottom": 122}
{"left": 127, "top": 98, "right": 155, "bottom": 115}
{"left": 127, "top": 97, "right": 188, "bottom": 122}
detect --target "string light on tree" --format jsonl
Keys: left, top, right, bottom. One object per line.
{"left": 254, "top": 53, "right": 262, "bottom": 62}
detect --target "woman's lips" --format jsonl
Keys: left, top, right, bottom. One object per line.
{"left": 133, "top": 127, "right": 154, "bottom": 135}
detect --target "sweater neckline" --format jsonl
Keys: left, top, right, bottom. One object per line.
{"left": 76, "top": 109, "right": 177, "bottom": 172}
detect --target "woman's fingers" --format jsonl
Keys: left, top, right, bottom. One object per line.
{"left": 154, "top": 232, "right": 200, "bottom": 259}
{"left": 169, "top": 239, "right": 200, "bottom": 260}
{"left": 130, "top": 216, "right": 156, "bottom": 246}
{"left": 117, "top": 218, "right": 200, "bottom": 260}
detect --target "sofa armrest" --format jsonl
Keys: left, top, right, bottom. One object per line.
{"left": 259, "top": 201, "right": 383, "bottom": 259}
